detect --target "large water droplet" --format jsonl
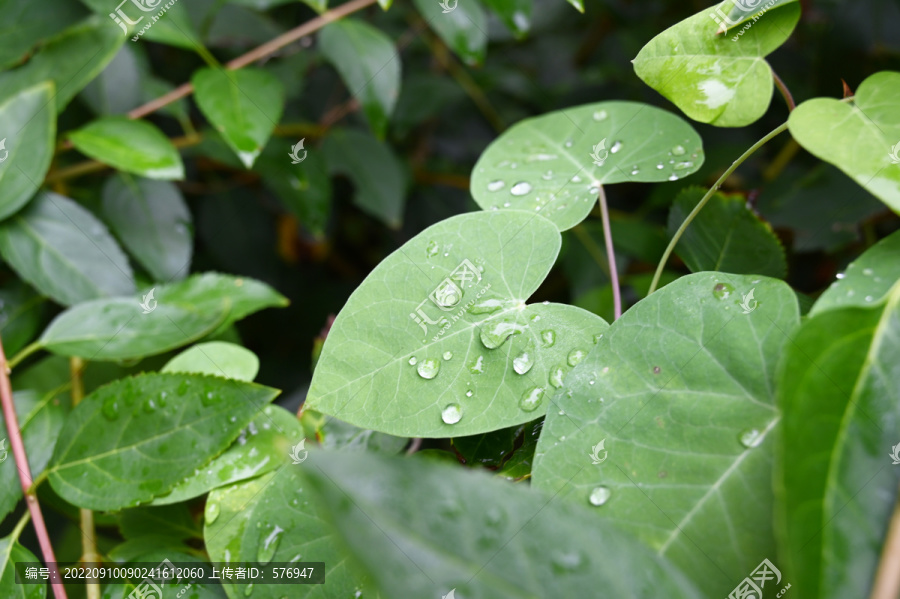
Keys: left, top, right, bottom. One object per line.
{"left": 487, "top": 180, "right": 505, "bottom": 192}
{"left": 609, "top": 141, "right": 623, "bottom": 154}
{"left": 739, "top": 428, "right": 763, "bottom": 448}
{"left": 541, "top": 330, "right": 557, "bottom": 347}
{"left": 593, "top": 110, "right": 608, "bottom": 121}
{"left": 205, "top": 501, "right": 220, "bottom": 524}
{"left": 519, "top": 386, "right": 545, "bottom": 412}
{"left": 417, "top": 359, "right": 440, "bottom": 379}
{"left": 480, "top": 320, "right": 526, "bottom": 349}
{"left": 102, "top": 397, "right": 119, "bottom": 420}
{"left": 443, "top": 351, "right": 453, "bottom": 361}
{"left": 567, "top": 348, "right": 586, "bottom": 367}
{"left": 672, "top": 145, "right": 686, "bottom": 156}
{"left": 549, "top": 364, "right": 566, "bottom": 388}
{"left": 442, "top": 404, "right": 462, "bottom": 424}
{"left": 713, "top": 282, "right": 735, "bottom": 300}
{"left": 469, "top": 355, "right": 485, "bottom": 374}
{"left": 468, "top": 298, "right": 504, "bottom": 314}
{"left": 426, "top": 240, "right": 440, "bottom": 258}
{"left": 588, "top": 486, "right": 611, "bottom": 506}
{"left": 510, "top": 181, "right": 533, "bottom": 196}
{"left": 258, "top": 525, "right": 284, "bottom": 564}
{"left": 513, "top": 351, "right": 534, "bottom": 375}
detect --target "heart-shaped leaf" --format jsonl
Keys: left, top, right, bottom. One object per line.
{"left": 531, "top": 272, "right": 800, "bottom": 596}
{"left": 306, "top": 210, "right": 608, "bottom": 438}
{"left": 788, "top": 71, "right": 900, "bottom": 213}
{"left": 0, "top": 192, "right": 135, "bottom": 306}
{"left": 811, "top": 230, "right": 900, "bottom": 316}
{"left": 0, "top": 534, "right": 44, "bottom": 599}
{"left": 413, "top": 0, "right": 487, "bottom": 66}
{"left": 162, "top": 341, "right": 260, "bottom": 382}
{"left": 0, "top": 83, "right": 56, "bottom": 221}
{"left": 470, "top": 101, "right": 704, "bottom": 230}
{"left": 48, "top": 373, "right": 279, "bottom": 510}
{"left": 69, "top": 117, "right": 185, "bottom": 180}
{"left": 633, "top": 1, "right": 801, "bottom": 127}
{"left": 668, "top": 186, "right": 787, "bottom": 277}
{"left": 102, "top": 174, "right": 193, "bottom": 281}
{"left": 39, "top": 273, "right": 287, "bottom": 361}
{"left": 776, "top": 281, "right": 900, "bottom": 599}
{"left": 299, "top": 450, "right": 703, "bottom": 597}
{"left": 192, "top": 68, "right": 285, "bottom": 168}
{"left": 319, "top": 20, "right": 401, "bottom": 138}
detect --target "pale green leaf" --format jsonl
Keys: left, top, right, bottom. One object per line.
{"left": 470, "top": 102, "right": 704, "bottom": 230}
{"left": 0, "top": 534, "right": 45, "bottom": 599}
{"left": 69, "top": 117, "right": 185, "bottom": 180}
{"left": 162, "top": 341, "right": 259, "bottom": 382}
{"left": 306, "top": 210, "right": 608, "bottom": 438}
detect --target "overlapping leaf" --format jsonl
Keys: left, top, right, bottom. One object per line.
{"left": 162, "top": 341, "right": 260, "bottom": 382}
{"left": 69, "top": 117, "right": 184, "bottom": 180}
{"left": 0, "top": 534, "right": 44, "bottom": 599}
{"left": 413, "top": 0, "right": 488, "bottom": 66}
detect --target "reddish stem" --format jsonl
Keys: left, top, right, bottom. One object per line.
{"left": 597, "top": 186, "right": 622, "bottom": 320}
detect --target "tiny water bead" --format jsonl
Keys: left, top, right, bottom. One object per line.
{"left": 408, "top": 357, "right": 417, "bottom": 366}
{"left": 739, "top": 428, "right": 764, "bottom": 448}
{"left": 442, "top": 404, "right": 463, "bottom": 424}
{"left": 592, "top": 110, "right": 608, "bottom": 121}
{"left": 102, "top": 397, "right": 119, "bottom": 420}
{"left": 609, "top": 141, "right": 623, "bottom": 154}
{"left": 416, "top": 358, "right": 441, "bottom": 380}
{"left": 588, "top": 486, "right": 611, "bottom": 506}
{"left": 567, "top": 348, "right": 586, "bottom": 367}
{"left": 519, "top": 386, "right": 545, "bottom": 412}
{"left": 480, "top": 319, "right": 527, "bottom": 349}
{"left": 541, "top": 330, "right": 557, "bottom": 347}
{"left": 862, "top": 268, "right": 874, "bottom": 276}
{"left": 674, "top": 161, "right": 694, "bottom": 170}
{"left": 510, "top": 181, "right": 533, "bottom": 196}
{"left": 713, "top": 282, "right": 735, "bottom": 300}
{"left": 667, "top": 174, "right": 679, "bottom": 181}
{"left": 653, "top": 366, "right": 661, "bottom": 375}
{"left": 551, "top": 549, "right": 585, "bottom": 573}
{"left": 469, "top": 355, "right": 485, "bottom": 374}
{"left": 487, "top": 180, "right": 505, "bottom": 192}
{"left": 465, "top": 389, "right": 474, "bottom": 397}
{"left": 258, "top": 524, "right": 284, "bottom": 564}
{"left": 442, "top": 351, "right": 453, "bottom": 361}
{"left": 513, "top": 351, "right": 534, "bottom": 375}
{"left": 426, "top": 240, "right": 440, "bottom": 258}
{"left": 656, "top": 162, "right": 664, "bottom": 170}
{"left": 672, "top": 145, "right": 686, "bottom": 156}
{"left": 571, "top": 175, "right": 582, "bottom": 183}
{"left": 549, "top": 365, "right": 566, "bottom": 388}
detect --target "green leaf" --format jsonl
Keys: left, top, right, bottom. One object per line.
{"left": 300, "top": 450, "right": 703, "bottom": 597}
{"left": 254, "top": 143, "right": 332, "bottom": 235}
{"left": 306, "top": 210, "right": 608, "bottom": 438}
{"left": 151, "top": 404, "right": 299, "bottom": 505}
{"left": 0, "top": 282, "right": 44, "bottom": 357}
{"left": 812, "top": 231, "right": 900, "bottom": 315}
{"left": 776, "top": 282, "right": 900, "bottom": 599}
{"left": 0, "top": 83, "right": 56, "bottom": 221}
{"left": 0, "top": 534, "right": 45, "bottom": 599}
{"left": 565, "top": 0, "right": 584, "bottom": 13}
{"left": 39, "top": 273, "right": 287, "bottom": 361}
{"left": 788, "top": 71, "right": 900, "bottom": 213}
{"left": 48, "top": 373, "right": 279, "bottom": 511}
{"left": 413, "top": 0, "right": 488, "bottom": 66}
{"left": 531, "top": 272, "right": 800, "bottom": 596}
{"left": 118, "top": 504, "right": 200, "bottom": 541}
{"left": 470, "top": 101, "right": 705, "bottom": 230}
{"left": 0, "top": 192, "right": 135, "bottom": 306}
{"left": 668, "top": 187, "right": 787, "bottom": 277}
{"left": 453, "top": 421, "right": 528, "bottom": 468}
{"left": 204, "top": 469, "right": 377, "bottom": 599}
{"left": 80, "top": 44, "right": 144, "bottom": 115}
{"left": 0, "top": 15, "right": 124, "bottom": 112}
{"left": 319, "top": 20, "right": 401, "bottom": 138}
{"left": 0, "top": 389, "right": 69, "bottom": 525}
{"left": 479, "top": 0, "right": 531, "bottom": 38}
{"left": 633, "top": 1, "right": 801, "bottom": 127}
{"left": 69, "top": 117, "right": 185, "bottom": 180}
{"left": 300, "top": 409, "right": 408, "bottom": 455}
{"left": 192, "top": 68, "right": 285, "bottom": 169}
{"left": 162, "top": 341, "right": 260, "bottom": 381}
{"left": 102, "top": 174, "right": 192, "bottom": 281}
{"left": 0, "top": 0, "right": 88, "bottom": 69}
{"left": 321, "top": 128, "right": 407, "bottom": 228}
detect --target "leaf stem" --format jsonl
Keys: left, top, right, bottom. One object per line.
{"left": 0, "top": 334, "right": 67, "bottom": 599}
{"left": 597, "top": 186, "right": 621, "bottom": 320}
{"left": 8, "top": 341, "right": 41, "bottom": 371}
{"left": 772, "top": 69, "right": 796, "bottom": 112}
{"left": 647, "top": 121, "right": 789, "bottom": 296}
{"left": 869, "top": 480, "right": 900, "bottom": 599}
{"left": 11, "top": 510, "right": 31, "bottom": 541}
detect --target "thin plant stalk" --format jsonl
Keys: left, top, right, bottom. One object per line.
{"left": 597, "top": 186, "right": 622, "bottom": 320}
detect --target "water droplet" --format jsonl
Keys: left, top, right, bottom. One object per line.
{"left": 510, "top": 181, "right": 533, "bottom": 196}
{"left": 513, "top": 351, "right": 534, "bottom": 375}
{"left": 672, "top": 145, "right": 686, "bottom": 156}
{"left": 205, "top": 501, "right": 220, "bottom": 524}
{"left": 102, "top": 397, "right": 119, "bottom": 420}
{"left": 862, "top": 268, "right": 873, "bottom": 276}
{"left": 588, "top": 184, "right": 601, "bottom": 195}
{"left": 564, "top": 139, "right": 573, "bottom": 148}
{"left": 202, "top": 391, "right": 219, "bottom": 407}
{"left": 668, "top": 173, "right": 679, "bottom": 181}
{"left": 593, "top": 333, "right": 604, "bottom": 344}
{"left": 609, "top": 141, "right": 623, "bottom": 154}
{"left": 408, "top": 357, "right": 417, "bottom": 366}
{"left": 674, "top": 161, "right": 694, "bottom": 170}
{"left": 468, "top": 298, "right": 505, "bottom": 314}
{"left": 258, "top": 525, "right": 284, "bottom": 564}
{"left": 503, "top": 201, "right": 511, "bottom": 207}
{"left": 570, "top": 175, "right": 582, "bottom": 183}
{"left": 630, "top": 166, "right": 640, "bottom": 175}
{"left": 244, "top": 584, "right": 254, "bottom": 596}
{"left": 443, "top": 351, "right": 453, "bottom": 361}
{"left": 656, "top": 162, "right": 664, "bottom": 170}
{"left": 487, "top": 180, "right": 506, "bottom": 192}
{"left": 713, "top": 282, "right": 735, "bottom": 300}
{"left": 653, "top": 366, "right": 661, "bottom": 374}
{"left": 480, "top": 319, "right": 526, "bottom": 349}
{"left": 541, "top": 170, "right": 554, "bottom": 180}
{"left": 588, "top": 486, "right": 611, "bottom": 506}
{"left": 739, "top": 428, "right": 763, "bottom": 448}
{"left": 836, "top": 272, "right": 845, "bottom": 279}
{"left": 549, "top": 364, "right": 566, "bottom": 388}
{"left": 143, "top": 398, "right": 157, "bottom": 413}
{"left": 469, "top": 356, "right": 485, "bottom": 374}
{"left": 865, "top": 295, "right": 874, "bottom": 302}
{"left": 417, "top": 358, "right": 440, "bottom": 379}
{"left": 592, "top": 110, "right": 608, "bottom": 121}
{"left": 426, "top": 240, "right": 440, "bottom": 258}
{"left": 519, "top": 386, "right": 545, "bottom": 412}
{"left": 551, "top": 550, "right": 585, "bottom": 572}
{"left": 541, "top": 330, "right": 557, "bottom": 347}
{"left": 567, "top": 348, "right": 586, "bottom": 367}
{"left": 442, "top": 404, "right": 462, "bottom": 424}
{"left": 465, "top": 390, "right": 473, "bottom": 397}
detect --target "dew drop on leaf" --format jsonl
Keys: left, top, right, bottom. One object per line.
{"left": 551, "top": 549, "right": 585, "bottom": 572}
{"left": 513, "top": 351, "right": 534, "bottom": 375}
{"left": 487, "top": 180, "right": 505, "bottom": 192}
{"left": 567, "top": 348, "right": 586, "bottom": 367}
{"left": 549, "top": 364, "right": 566, "bottom": 388}
{"left": 468, "top": 355, "right": 485, "bottom": 374}
{"left": 102, "top": 397, "right": 119, "bottom": 420}
{"left": 712, "top": 282, "right": 735, "bottom": 300}
{"left": 408, "top": 357, "right": 417, "bottom": 366}
{"left": 668, "top": 173, "right": 679, "bottom": 181}
{"left": 480, "top": 320, "right": 526, "bottom": 349}
{"left": 609, "top": 141, "right": 622, "bottom": 154}
{"left": 443, "top": 351, "right": 453, "bottom": 361}
{"left": 541, "top": 330, "right": 557, "bottom": 347}
{"left": 468, "top": 297, "right": 504, "bottom": 314}
{"left": 416, "top": 358, "right": 440, "bottom": 379}
{"left": 258, "top": 524, "right": 284, "bottom": 565}
{"left": 672, "top": 145, "right": 686, "bottom": 156}
{"left": 519, "top": 386, "right": 545, "bottom": 412}
{"left": 588, "top": 486, "right": 611, "bottom": 506}
{"left": 592, "top": 110, "right": 608, "bottom": 121}
{"left": 510, "top": 181, "right": 533, "bottom": 196}
{"left": 739, "top": 428, "right": 763, "bottom": 448}
{"left": 441, "top": 404, "right": 462, "bottom": 424}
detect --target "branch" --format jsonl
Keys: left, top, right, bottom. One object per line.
{"left": 70, "top": 358, "right": 100, "bottom": 599}
{"left": 597, "top": 185, "right": 621, "bottom": 320}
{"left": 0, "top": 334, "right": 67, "bottom": 599}
{"left": 772, "top": 69, "right": 796, "bottom": 112}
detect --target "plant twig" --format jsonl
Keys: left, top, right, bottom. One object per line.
{"left": 597, "top": 186, "right": 621, "bottom": 320}
{"left": 869, "top": 480, "right": 900, "bottom": 599}
{"left": 70, "top": 357, "right": 100, "bottom": 599}
{"left": 0, "top": 333, "right": 67, "bottom": 599}
{"left": 127, "top": 0, "right": 377, "bottom": 121}
{"left": 772, "top": 69, "right": 796, "bottom": 112}
{"left": 648, "top": 122, "right": 789, "bottom": 296}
